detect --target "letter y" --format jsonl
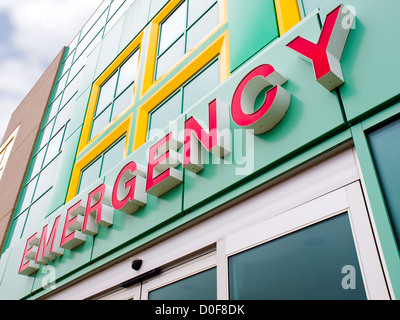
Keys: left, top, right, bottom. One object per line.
{"left": 287, "top": 4, "right": 355, "bottom": 91}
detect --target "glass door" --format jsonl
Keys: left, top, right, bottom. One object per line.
{"left": 98, "top": 181, "right": 390, "bottom": 300}
{"left": 224, "top": 182, "right": 390, "bottom": 300}
{"left": 141, "top": 252, "right": 217, "bottom": 300}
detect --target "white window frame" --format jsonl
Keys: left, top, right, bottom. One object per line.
{"left": 140, "top": 251, "right": 216, "bottom": 300}
{"left": 224, "top": 182, "right": 389, "bottom": 300}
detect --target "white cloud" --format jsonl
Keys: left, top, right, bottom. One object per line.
{"left": 0, "top": 0, "right": 105, "bottom": 142}
{"left": 9, "top": 0, "right": 105, "bottom": 63}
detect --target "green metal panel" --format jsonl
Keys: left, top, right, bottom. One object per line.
{"left": 0, "top": 241, "right": 35, "bottom": 299}
{"left": 119, "top": 0, "right": 150, "bottom": 53}
{"left": 45, "top": 130, "right": 81, "bottom": 216}
{"left": 227, "top": 0, "right": 279, "bottom": 72}
{"left": 319, "top": 0, "right": 400, "bottom": 123}
{"left": 65, "top": 87, "right": 92, "bottom": 142}
{"left": 95, "top": 17, "right": 124, "bottom": 79}
{"left": 0, "top": 249, "right": 9, "bottom": 286}
{"left": 75, "top": 46, "right": 101, "bottom": 105}
{"left": 183, "top": 12, "right": 346, "bottom": 210}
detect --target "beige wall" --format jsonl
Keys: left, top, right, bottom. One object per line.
{"left": 0, "top": 48, "right": 65, "bottom": 252}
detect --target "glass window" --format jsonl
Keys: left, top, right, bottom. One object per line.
{"left": 156, "top": 37, "right": 185, "bottom": 80}
{"left": 149, "top": 58, "right": 220, "bottom": 140}
{"left": 20, "top": 177, "right": 38, "bottom": 213}
{"left": 368, "top": 118, "right": 400, "bottom": 247}
{"left": 182, "top": 58, "right": 219, "bottom": 112}
{"left": 53, "top": 99, "right": 73, "bottom": 135}
{"left": 112, "top": 84, "right": 134, "bottom": 120}
{"left": 23, "top": 191, "right": 51, "bottom": 236}
{"left": 91, "top": 51, "right": 139, "bottom": 140}
{"left": 117, "top": 53, "right": 138, "bottom": 96}
{"left": 47, "top": 95, "right": 61, "bottom": 123}
{"left": 96, "top": 73, "right": 118, "bottom": 116}
{"left": 186, "top": 3, "right": 219, "bottom": 51}
{"left": 156, "top": 0, "right": 218, "bottom": 80}
{"left": 148, "top": 267, "right": 217, "bottom": 300}
{"left": 78, "top": 157, "right": 102, "bottom": 193}
{"left": 43, "top": 128, "right": 64, "bottom": 167}
{"left": 159, "top": 1, "right": 187, "bottom": 54}
{"left": 187, "top": 0, "right": 216, "bottom": 26}
{"left": 40, "top": 120, "right": 55, "bottom": 150}
{"left": 34, "top": 157, "right": 59, "bottom": 201}
{"left": 92, "top": 106, "right": 112, "bottom": 139}
{"left": 149, "top": 91, "right": 182, "bottom": 140}
{"left": 9, "top": 210, "right": 28, "bottom": 247}
{"left": 30, "top": 147, "right": 46, "bottom": 178}
{"left": 78, "top": 136, "right": 126, "bottom": 194}
{"left": 228, "top": 213, "right": 367, "bottom": 300}
{"left": 101, "top": 137, "right": 126, "bottom": 175}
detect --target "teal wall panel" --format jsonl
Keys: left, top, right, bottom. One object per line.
{"left": 29, "top": 201, "right": 95, "bottom": 294}
{"left": 95, "top": 17, "right": 124, "bottom": 79}
{"left": 301, "top": 0, "right": 330, "bottom": 15}
{"left": 45, "top": 130, "right": 81, "bottom": 216}
{"left": 227, "top": 0, "right": 279, "bottom": 73}
{"left": 76, "top": 45, "right": 101, "bottom": 101}
{"left": 66, "top": 87, "right": 92, "bottom": 141}
{"left": 0, "top": 241, "right": 35, "bottom": 299}
{"left": 319, "top": 0, "right": 400, "bottom": 123}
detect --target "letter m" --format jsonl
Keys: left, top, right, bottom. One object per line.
{"left": 35, "top": 215, "right": 64, "bottom": 265}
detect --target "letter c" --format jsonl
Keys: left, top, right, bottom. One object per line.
{"left": 231, "top": 64, "right": 291, "bottom": 134}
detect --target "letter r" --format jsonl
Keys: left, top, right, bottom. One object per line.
{"left": 286, "top": 4, "right": 354, "bottom": 91}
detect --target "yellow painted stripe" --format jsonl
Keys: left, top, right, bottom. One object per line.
{"left": 274, "top": 0, "right": 301, "bottom": 35}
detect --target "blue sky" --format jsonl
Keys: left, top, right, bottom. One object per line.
{"left": 0, "top": 0, "right": 104, "bottom": 142}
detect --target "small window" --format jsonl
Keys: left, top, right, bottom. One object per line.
{"left": 148, "top": 267, "right": 217, "bottom": 300}
{"left": 148, "top": 91, "right": 182, "bottom": 140}
{"left": 155, "top": 0, "right": 219, "bottom": 80}
{"left": 91, "top": 51, "right": 139, "bottom": 140}
{"left": 78, "top": 136, "right": 126, "bottom": 194}
{"left": 368, "top": 118, "right": 400, "bottom": 247}
{"left": 148, "top": 58, "right": 220, "bottom": 139}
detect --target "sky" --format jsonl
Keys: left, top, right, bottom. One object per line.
{"left": 0, "top": 0, "right": 105, "bottom": 143}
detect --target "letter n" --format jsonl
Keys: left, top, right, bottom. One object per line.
{"left": 184, "top": 99, "right": 231, "bottom": 173}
